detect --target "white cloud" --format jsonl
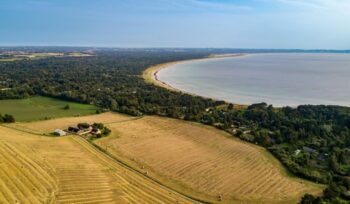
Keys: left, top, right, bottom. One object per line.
{"left": 276, "top": 0, "right": 350, "bottom": 11}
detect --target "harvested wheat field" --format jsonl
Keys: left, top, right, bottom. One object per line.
{"left": 4, "top": 112, "right": 322, "bottom": 204}
{"left": 0, "top": 124, "right": 197, "bottom": 204}
{"left": 93, "top": 115, "right": 323, "bottom": 204}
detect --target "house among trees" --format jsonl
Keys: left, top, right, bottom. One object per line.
{"left": 67, "top": 126, "right": 80, "bottom": 134}
{"left": 68, "top": 123, "right": 93, "bottom": 135}
{"left": 66, "top": 122, "right": 111, "bottom": 138}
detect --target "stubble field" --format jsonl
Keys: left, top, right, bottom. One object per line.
{"left": 94, "top": 115, "right": 322, "bottom": 203}
{"left": 0, "top": 121, "right": 196, "bottom": 203}
{"left": 0, "top": 113, "right": 321, "bottom": 203}
{"left": 10, "top": 112, "right": 322, "bottom": 203}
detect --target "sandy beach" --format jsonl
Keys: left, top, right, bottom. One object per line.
{"left": 142, "top": 53, "right": 246, "bottom": 93}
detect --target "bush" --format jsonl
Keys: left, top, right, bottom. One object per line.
{"left": 92, "top": 123, "right": 104, "bottom": 130}
{"left": 300, "top": 194, "right": 316, "bottom": 204}
{"left": 78, "top": 123, "right": 90, "bottom": 129}
{"left": 102, "top": 127, "right": 111, "bottom": 136}
{"left": 0, "top": 114, "right": 15, "bottom": 123}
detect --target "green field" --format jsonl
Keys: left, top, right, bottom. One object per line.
{"left": 0, "top": 96, "right": 98, "bottom": 122}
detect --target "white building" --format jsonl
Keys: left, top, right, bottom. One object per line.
{"left": 54, "top": 129, "right": 66, "bottom": 136}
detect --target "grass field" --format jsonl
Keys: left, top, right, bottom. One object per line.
{"left": 0, "top": 96, "right": 98, "bottom": 122}
{"left": 0, "top": 121, "right": 196, "bottom": 203}
{"left": 13, "top": 113, "right": 323, "bottom": 203}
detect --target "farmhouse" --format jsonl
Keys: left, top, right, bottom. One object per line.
{"left": 68, "top": 126, "right": 80, "bottom": 133}
{"left": 68, "top": 125, "right": 92, "bottom": 135}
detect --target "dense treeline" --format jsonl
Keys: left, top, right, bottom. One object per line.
{"left": 0, "top": 49, "right": 349, "bottom": 203}
{"left": 0, "top": 50, "right": 219, "bottom": 117}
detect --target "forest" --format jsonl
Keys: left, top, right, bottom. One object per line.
{"left": 0, "top": 48, "right": 349, "bottom": 203}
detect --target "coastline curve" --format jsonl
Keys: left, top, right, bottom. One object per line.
{"left": 142, "top": 54, "right": 247, "bottom": 100}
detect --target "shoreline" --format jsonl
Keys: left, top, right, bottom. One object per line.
{"left": 142, "top": 53, "right": 247, "bottom": 102}
{"left": 143, "top": 54, "right": 350, "bottom": 108}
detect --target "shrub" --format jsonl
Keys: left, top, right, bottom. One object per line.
{"left": 78, "top": 123, "right": 90, "bottom": 129}
{"left": 0, "top": 114, "right": 15, "bottom": 123}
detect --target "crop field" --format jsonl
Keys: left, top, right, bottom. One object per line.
{"left": 1, "top": 112, "right": 323, "bottom": 203}
{"left": 0, "top": 96, "right": 98, "bottom": 122}
{"left": 94, "top": 115, "right": 323, "bottom": 203}
{"left": 17, "top": 112, "right": 323, "bottom": 203}
{"left": 0, "top": 123, "right": 195, "bottom": 203}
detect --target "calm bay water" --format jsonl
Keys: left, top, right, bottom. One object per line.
{"left": 157, "top": 53, "right": 350, "bottom": 107}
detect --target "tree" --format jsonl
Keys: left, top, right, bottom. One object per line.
{"left": 102, "top": 127, "right": 111, "bottom": 136}
{"left": 92, "top": 123, "right": 104, "bottom": 130}
{"left": 109, "top": 99, "right": 118, "bottom": 111}
{"left": 2, "top": 114, "right": 15, "bottom": 123}
{"left": 330, "top": 155, "right": 340, "bottom": 173}
{"left": 78, "top": 123, "right": 90, "bottom": 129}
{"left": 323, "top": 183, "right": 341, "bottom": 200}
{"left": 300, "top": 194, "right": 316, "bottom": 204}
{"left": 228, "top": 103, "right": 234, "bottom": 110}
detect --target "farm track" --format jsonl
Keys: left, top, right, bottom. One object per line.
{"left": 0, "top": 124, "right": 198, "bottom": 204}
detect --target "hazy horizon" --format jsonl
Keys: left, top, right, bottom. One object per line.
{"left": 1, "top": 0, "right": 349, "bottom": 49}
{"left": 1, "top": 46, "right": 350, "bottom": 51}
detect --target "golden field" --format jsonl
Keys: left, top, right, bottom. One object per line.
{"left": 0, "top": 115, "right": 196, "bottom": 203}
{"left": 94, "top": 115, "right": 322, "bottom": 203}
{"left": 5, "top": 112, "right": 323, "bottom": 203}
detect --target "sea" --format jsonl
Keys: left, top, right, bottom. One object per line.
{"left": 157, "top": 53, "right": 350, "bottom": 107}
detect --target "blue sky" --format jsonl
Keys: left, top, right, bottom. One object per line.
{"left": 0, "top": 0, "right": 349, "bottom": 49}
